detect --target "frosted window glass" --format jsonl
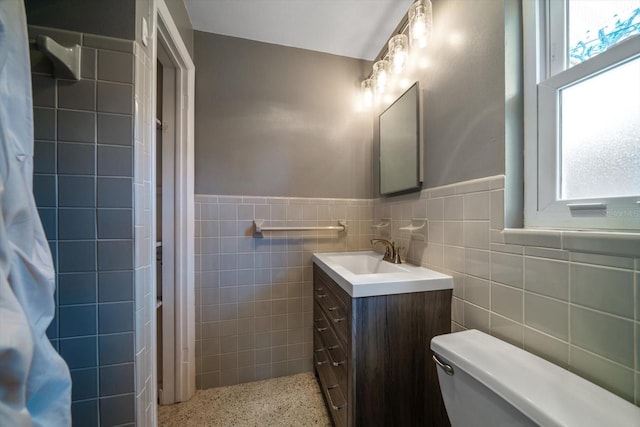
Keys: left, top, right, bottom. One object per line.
{"left": 560, "top": 57, "right": 640, "bottom": 200}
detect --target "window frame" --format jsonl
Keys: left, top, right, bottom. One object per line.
{"left": 523, "top": 0, "right": 640, "bottom": 231}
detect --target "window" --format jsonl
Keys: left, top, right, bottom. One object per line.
{"left": 523, "top": 0, "right": 640, "bottom": 231}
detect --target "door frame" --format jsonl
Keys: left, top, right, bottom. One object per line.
{"left": 153, "top": 0, "right": 195, "bottom": 405}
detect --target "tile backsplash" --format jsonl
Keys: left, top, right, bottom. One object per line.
{"left": 196, "top": 175, "right": 639, "bottom": 407}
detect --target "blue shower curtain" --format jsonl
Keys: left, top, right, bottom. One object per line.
{"left": 0, "top": 1, "right": 72, "bottom": 426}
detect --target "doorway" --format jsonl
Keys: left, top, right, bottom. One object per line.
{"left": 153, "top": 0, "right": 196, "bottom": 407}
{"left": 156, "top": 44, "right": 178, "bottom": 404}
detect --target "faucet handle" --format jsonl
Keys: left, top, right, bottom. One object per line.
{"left": 383, "top": 245, "right": 392, "bottom": 257}
{"left": 392, "top": 246, "right": 403, "bottom": 264}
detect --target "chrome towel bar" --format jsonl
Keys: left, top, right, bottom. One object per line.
{"left": 253, "top": 219, "right": 347, "bottom": 237}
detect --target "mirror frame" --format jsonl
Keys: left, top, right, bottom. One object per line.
{"left": 378, "top": 81, "right": 423, "bottom": 196}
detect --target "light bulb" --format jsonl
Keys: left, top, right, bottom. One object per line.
{"left": 411, "top": 16, "right": 426, "bottom": 46}
{"left": 361, "top": 79, "right": 373, "bottom": 108}
{"left": 373, "top": 60, "right": 390, "bottom": 94}
{"left": 409, "top": 0, "right": 432, "bottom": 48}
{"left": 388, "top": 34, "right": 409, "bottom": 73}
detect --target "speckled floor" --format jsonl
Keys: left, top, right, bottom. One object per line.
{"left": 158, "top": 372, "right": 331, "bottom": 427}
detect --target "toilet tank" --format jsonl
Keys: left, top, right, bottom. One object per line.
{"left": 431, "top": 330, "right": 640, "bottom": 427}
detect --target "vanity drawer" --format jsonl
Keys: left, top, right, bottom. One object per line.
{"left": 314, "top": 266, "right": 351, "bottom": 345}
{"left": 314, "top": 265, "right": 350, "bottom": 308}
{"left": 314, "top": 304, "right": 349, "bottom": 392}
{"left": 314, "top": 329, "right": 348, "bottom": 427}
{"left": 325, "top": 382, "right": 347, "bottom": 427}
{"left": 320, "top": 299, "right": 348, "bottom": 345}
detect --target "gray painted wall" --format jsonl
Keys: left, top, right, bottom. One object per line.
{"left": 26, "top": 0, "right": 136, "bottom": 40}
{"left": 424, "top": 0, "right": 506, "bottom": 187}
{"left": 194, "top": 31, "right": 373, "bottom": 198}
{"left": 374, "top": 0, "right": 509, "bottom": 194}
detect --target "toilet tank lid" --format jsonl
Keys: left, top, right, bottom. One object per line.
{"left": 431, "top": 330, "right": 640, "bottom": 427}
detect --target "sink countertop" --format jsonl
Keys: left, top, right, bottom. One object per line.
{"left": 312, "top": 251, "right": 453, "bottom": 298}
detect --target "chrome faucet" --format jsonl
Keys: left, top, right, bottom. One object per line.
{"left": 370, "top": 239, "right": 402, "bottom": 264}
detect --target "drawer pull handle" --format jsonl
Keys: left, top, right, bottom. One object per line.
{"left": 327, "top": 311, "right": 344, "bottom": 324}
{"left": 315, "top": 291, "right": 327, "bottom": 299}
{"left": 326, "top": 306, "right": 344, "bottom": 323}
{"left": 314, "top": 318, "right": 328, "bottom": 331}
{"left": 326, "top": 345, "right": 345, "bottom": 367}
{"left": 326, "top": 385, "right": 346, "bottom": 410}
{"left": 314, "top": 350, "right": 328, "bottom": 366}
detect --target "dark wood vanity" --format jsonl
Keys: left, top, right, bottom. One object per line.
{"left": 313, "top": 263, "right": 451, "bottom": 427}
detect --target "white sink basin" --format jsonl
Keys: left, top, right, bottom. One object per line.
{"left": 327, "top": 253, "right": 415, "bottom": 275}
{"left": 313, "top": 251, "right": 453, "bottom": 298}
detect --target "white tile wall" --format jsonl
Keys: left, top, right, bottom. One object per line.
{"left": 524, "top": 257, "right": 569, "bottom": 300}
{"left": 374, "top": 175, "right": 640, "bottom": 406}
{"left": 191, "top": 177, "right": 639, "bottom": 406}
{"left": 524, "top": 292, "right": 569, "bottom": 340}
{"left": 133, "top": 40, "right": 156, "bottom": 426}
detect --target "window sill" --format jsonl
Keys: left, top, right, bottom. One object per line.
{"left": 502, "top": 228, "right": 640, "bottom": 258}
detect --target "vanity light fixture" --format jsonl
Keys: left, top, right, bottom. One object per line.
{"left": 360, "top": 0, "right": 433, "bottom": 108}
{"left": 373, "top": 59, "right": 390, "bottom": 94}
{"left": 409, "top": 0, "right": 433, "bottom": 49}
{"left": 388, "top": 34, "right": 409, "bottom": 73}
{"left": 361, "top": 78, "right": 374, "bottom": 107}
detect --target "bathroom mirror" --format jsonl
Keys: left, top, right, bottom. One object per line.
{"left": 379, "top": 82, "right": 423, "bottom": 196}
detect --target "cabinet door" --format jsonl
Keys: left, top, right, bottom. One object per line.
{"left": 352, "top": 291, "right": 452, "bottom": 426}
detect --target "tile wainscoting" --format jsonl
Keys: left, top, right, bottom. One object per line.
{"left": 196, "top": 175, "right": 639, "bottom": 407}
{"left": 374, "top": 175, "right": 639, "bottom": 406}
{"left": 194, "top": 195, "right": 374, "bottom": 388}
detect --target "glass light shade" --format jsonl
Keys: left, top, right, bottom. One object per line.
{"left": 409, "top": 0, "right": 433, "bottom": 48}
{"left": 373, "top": 59, "right": 390, "bottom": 94}
{"left": 361, "top": 79, "right": 374, "bottom": 107}
{"left": 388, "top": 34, "right": 409, "bottom": 73}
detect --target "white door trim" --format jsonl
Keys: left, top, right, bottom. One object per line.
{"left": 154, "top": 0, "right": 196, "bottom": 404}
{"left": 156, "top": 42, "right": 177, "bottom": 405}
